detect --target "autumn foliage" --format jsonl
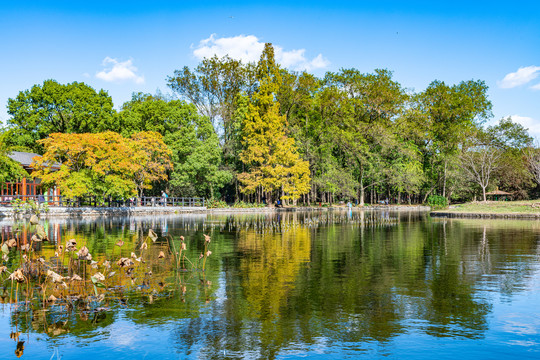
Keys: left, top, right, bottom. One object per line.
{"left": 32, "top": 131, "right": 172, "bottom": 199}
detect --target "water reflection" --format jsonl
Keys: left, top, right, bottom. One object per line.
{"left": 1, "top": 212, "right": 540, "bottom": 359}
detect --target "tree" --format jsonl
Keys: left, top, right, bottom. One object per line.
{"left": 238, "top": 44, "right": 311, "bottom": 205}
{"left": 129, "top": 131, "right": 173, "bottom": 197}
{"left": 324, "top": 68, "right": 408, "bottom": 205}
{"left": 31, "top": 132, "right": 169, "bottom": 200}
{"left": 488, "top": 117, "right": 533, "bottom": 198}
{"left": 6, "top": 80, "right": 117, "bottom": 152}
{"left": 0, "top": 132, "right": 27, "bottom": 184}
{"left": 419, "top": 80, "right": 492, "bottom": 199}
{"left": 167, "top": 56, "right": 256, "bottom": 147}
{"left": 459, "top": 131, "right": 501, "bottom": 202}
{"left": 166, "top": 115, "right": 232, "bottom": 199}
{"left": 118, "top": 93, "right": 231, "bottom": 199}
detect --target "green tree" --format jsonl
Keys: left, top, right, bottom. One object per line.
{"left": 0, "top": 132, "right": 27, "bottom": 184}
{"left": 118, "top": 94, "right": 231, "bottom": 199}
{"left": 419, "top": 79, "right": 492, "bottom": 199}
{"left": 6, "top": 80, "right": 117, "bottom": 152}
{"left": 166, "top": 114, "right": 232, "bottom": 199}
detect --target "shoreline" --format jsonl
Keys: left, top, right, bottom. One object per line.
{"left": 430, "top": 211, "right": 540, "bottom": 219}
{"left": 0, "top": 204, "right": 431, "bottom": 218}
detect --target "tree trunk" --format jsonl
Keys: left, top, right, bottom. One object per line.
{"left": 359, "top": 172, "right": 365, "bottom": 206}
{"left": 482, "top": 186, "right": 487, "bottom": 202}
{"left": 443, "top": 159, "right": 447, "bottom": 198}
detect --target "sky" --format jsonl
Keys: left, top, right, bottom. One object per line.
{"left": 1, "top": 1, "right": 539, "bottom": 135}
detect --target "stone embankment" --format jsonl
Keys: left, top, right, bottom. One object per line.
{"left": 430, "top": 211, "right": 540, "bottom": 219}
{"left": 0, "top": 206, "right": 206, "bottom": 218}
{"left": 0, "top": 204, "right": 431, "bottom": 218}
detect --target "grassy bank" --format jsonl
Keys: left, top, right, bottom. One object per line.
{"left": 439, "top": 200, "right": 540, "bottom": 214}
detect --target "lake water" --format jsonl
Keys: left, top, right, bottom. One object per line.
{"left": 1, "top": 210, "right": 539, "bottom": 359}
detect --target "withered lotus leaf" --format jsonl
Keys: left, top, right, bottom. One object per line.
{"left": 46, "top": 270, "right": 64, "bottom": 284}
{"left": 36, "top": 224, "right": 48, "bottom": 240}
{"left": 158, "top": 251, "right": 165, "bottom": 259}
{"left": 66, "top": 239, "right": 77, "bottom": 251}
{"left": 7, "top": 239, "right": 17, "bottom": 248}
{"left": 148, "top": 229, "right": 158, "bottom": 242}
{"left": 77, "top": 246, "right": 90, "bottom": 260}
{"left": 116, "top": 240, "right": 124, "bottom": 247}
{"left": 15, "top": 340, "right": 24, "bottom": 358}
{"left": 9, "top": 269, "right": 25, "bottom": 283}
{"left": 117, "top": 257, "right": 134, "bottom": 267}
{"left": 93, "top": 272, "right": 106, "bottom": 282}
{"left": 30, "top": 214, "right": 39, "bottom": 225}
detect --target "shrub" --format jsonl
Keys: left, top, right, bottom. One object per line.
{"left": 427, "top": 195, "right": 448, "bottom": 210}
{"left": 206, "top": 199, "right": 229, "bottom": 208}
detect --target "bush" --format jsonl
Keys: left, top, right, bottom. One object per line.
{"left": 427, "top": 195, "right": 448, "bottom": 210}
{"left": 12, "top": 198, "right": 50, "bottom": 216}
{"left": 232, "top": 201, "right": 266, "bottom": 208}
{"left": 206, "top": 199, "right": 229, "bottom": 208}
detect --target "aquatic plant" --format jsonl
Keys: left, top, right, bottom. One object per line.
{"left": 0, "top": 215, "right": 214, "bottom": 357}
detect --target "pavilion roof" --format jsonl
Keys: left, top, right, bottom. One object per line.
{"left": 485, "top": 189, "right": 513, "bottom": 196}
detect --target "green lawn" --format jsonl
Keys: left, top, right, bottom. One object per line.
{"left": 441, "top": 200, "right": 540, "bottom": 214}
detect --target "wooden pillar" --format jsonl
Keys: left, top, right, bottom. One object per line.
{"left": 22, "top": 178, "right": 27, "bottom": 201}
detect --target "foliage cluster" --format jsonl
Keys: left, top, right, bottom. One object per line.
{"left": 427, "top": 195, "right": 449, "bottom": 210}
{"left": 2, "top": 43, "right": 538, "bottom": 205}
{"left": 31, "top": 131, "right": 171, "bottom": 199}
{"left": 11, "top": 198, "right": 50, "bottom": 215}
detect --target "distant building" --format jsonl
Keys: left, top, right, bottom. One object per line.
{"left": 1, "top": 151, "right": 59, "bottom": 201}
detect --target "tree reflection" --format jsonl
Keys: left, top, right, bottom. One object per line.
{"left": 2, "top": 213, "right": 539, "bottom": 359}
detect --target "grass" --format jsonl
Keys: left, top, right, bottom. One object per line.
{"left": 439, "top": 200, "right": 540, "bottom": 214}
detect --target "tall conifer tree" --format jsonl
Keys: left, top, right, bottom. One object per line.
{"left": 238, "top": 44, "right": 310, "bottom": 205}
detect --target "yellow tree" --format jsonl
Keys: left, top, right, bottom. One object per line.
{"left": 32, "top": 132, "right": 138, "bottom": 199}
{"left": 129, "top": 131, "right": 173, "bottom": 197}
{"left": 239, "top": 43, "right": 310, "bottom": 205}
{"left": 32, "top": 132, "right": 171, "bottom": 200}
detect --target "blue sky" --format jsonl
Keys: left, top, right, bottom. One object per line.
{"left": 1, "top": 1, "right": 539, "bottom": 135}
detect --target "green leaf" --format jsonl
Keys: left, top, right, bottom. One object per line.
{"left": 1, "top": 243, "right": 9, "bottom": 255}
{"left": 90, "top": 276, "right": 106, "bottom": 288}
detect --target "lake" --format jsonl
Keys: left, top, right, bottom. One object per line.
{"left": 0, "top": 210, "right": 539, "bottom": 359}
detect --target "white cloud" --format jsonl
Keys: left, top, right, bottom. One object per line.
{"left": 509, "top": 114, "right": 540, "bottom": 138}
{"left": 498, "top": 66, "right": 540, "bottom": 89}
{"left": 531, "top": 83, "right": 540, "bottom": 90}
{"left": 96, "top": 57, "right": 145, "bottom": 84}
{"left": 192, "top": 34, "right": 330, "bottom": 72}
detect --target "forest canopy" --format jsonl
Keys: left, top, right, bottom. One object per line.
{"left": 2, "top": 43, "right": 536, "bottom": 204}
